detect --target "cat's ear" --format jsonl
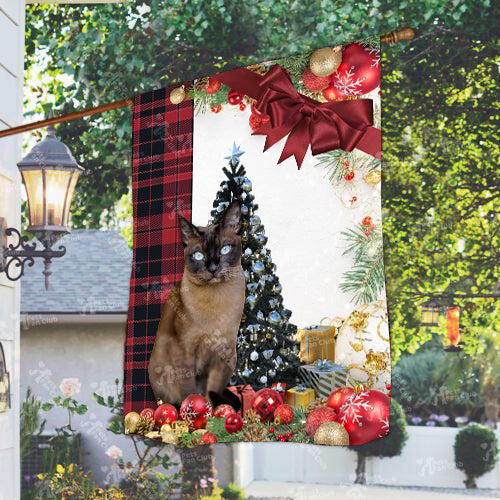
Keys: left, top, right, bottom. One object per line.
{"left": 178, "top": 214, "right": 201, "bottom": 247}
{"left": 221, "top": 201, "right": 241, "bottom": 234}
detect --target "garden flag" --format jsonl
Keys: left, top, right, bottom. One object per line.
{"left": 124, "top": 38, "right": 391, "bottom": 446}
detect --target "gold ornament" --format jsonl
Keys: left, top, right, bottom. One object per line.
{"left": 170, "top": 85, "right": 185, "bottom": 105}
{"left": 365, "top": 170, "right": 381, "bottom": 186}
{"left": 273, "top": 416, "right": 283, "bottom": 426}
{"left": 309, "top": 46, "right": 342, "bottom": 77}
{"left": 192, "top": 429, "right": 208, "bottom": 438}
{"left": 135, "top": 416, "right": 155, "bottom": 435}
{"left": 363, "top": 349, "right": 388, "bottom": 375}
{"left": 161, "top": 430, "right": 179, "bottom": 445}
{"left": 349, "top": 310, "right": 369, "bottom": 332}
{"left": 353, "top": 383, "right": 366, "bottom": 393}
{"left": 171, "top": 420, "right": 189, "bottom": 435}
{"left": 124, "top": 411, "right": 140, "bottom": 434}
{"left": 266, "top": 333, "right": 272, "bottom": 340}
{"left": 194, "top": 77, "right": 209, "bottom": 92}
{"left": 145, "top": 431, "right": 161, "bottom": 439}
{"left": 305, "top": 398, "right": 328, "bottom": 417}
{"left": 244, "top": 409, "right": 261, "bottom": 425}
{"left": 242, "top": 424, "right": 270, "bottom": 442}
{"left": 160, "top": 423, "right": 172, "bottom": 434}
{"left": 314, "top": 422, "right": 350, "bottom": 446}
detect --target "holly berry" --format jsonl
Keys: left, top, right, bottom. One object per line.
{"left": 352, "top": 196, "right": 357, "bottom": 202}
{"left": 344, "top": 171, "right": 355, "bottom": 181}
{"left": 239, "top": 103, "right": 247, "bottom": 111}
{"left": 269, "top": 427, "right": 274, "bottom": 433}
{"left": 211, "top": 105, "right": 222, "bottom": 113}
{"left": 278, "top": 434, "right": 284, "bottom": 440}
{"left": 386, "top": 384, "right": 391, "bottom": 390}
{"left": 364, "top": 229, "right": 371, "bottom": 236}
{"left": 344, "top": 160, "right": 350, "bottom": 167}
{"left": 362, "top": 216, "right": 373, "bottom": 227}
{"left": 206, "top": 77, "right": 221, "bottom": 94}
{"left": 285, "top": 432, "right": 292, "bottom": 439}
{"left": 387, "top": 392, "right": 391, "bottom": 397}
{"left": 371, "top": 224, "right": 377, "bottom": 230}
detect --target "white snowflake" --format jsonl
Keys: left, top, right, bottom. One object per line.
{"left": 237, "top": 334, "right": 247, "bottom": 349}
{"left": 364, "top": 45, "right": 380, "bottom": 69}
{"left": 378, "top": 416, "right": 390, "bottom": 438}
{"left": 339, "top": 391, "right": 374, "bottom": 426}
{"left": 333, "top": 68, "right": 365, "bottom": 96}
{"left": 181, "top": 401, "right": 198, "bottom": 424}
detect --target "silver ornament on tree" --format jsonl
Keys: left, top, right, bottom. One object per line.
{"left": 269, "top": 311, "right": 281, "bottom": 324}
{"left": 247, "top": 294, "right": 257, "bottom": 309}
{"left": 252, "top": 261, "right": 265, "bottom": 273}
{"left": 260, "top": 375, "right": 268, "bottom": 384}
{"left": 242, "top": 178, "right": 252, "bottom": 192}
{"left": 250, "top": 351, "right": 259, "bottom": 361}
{"left": 247, "top": 283, "right": 258, "bottom": 293}
{"left": 241, "top": 204, "right": 249, "bottom": 215}
{"left": 263, "top": 349, "right": 274, "bottom": 360}
{"left": 217, "top": 201, "right": 230, "bottom": 212}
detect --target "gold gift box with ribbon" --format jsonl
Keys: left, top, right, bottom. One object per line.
{"left": 296, "top": 317, "right": 342, "bottom": 363}
{"left": 285, "top": 385, "right": 315, "bottom": 407}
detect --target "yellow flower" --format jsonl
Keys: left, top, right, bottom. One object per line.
{"left": 68, "top": 463, "right": 74, "bottom": 474}
{"left": 37, "top": 473, "right": 44, "bottom": 480}
{"left": 56, "top": 464, "right": 65, "bottom": 474}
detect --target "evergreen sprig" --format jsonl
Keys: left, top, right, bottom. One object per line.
{"left": 357, "top": 35, "right": 381, "bottom": 49}
{"left": 188, "top": 83, "right": 231, "bottom": 115}
{"left": 274, "top": 50, "right": 312, "bottom": 85}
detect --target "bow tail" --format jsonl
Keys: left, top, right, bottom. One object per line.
{"left": 277, "top": 120, "right": 311, "bottom": 169}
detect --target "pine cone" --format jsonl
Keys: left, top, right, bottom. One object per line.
{"left": 243, "top": 409, "right": 261, "bottom": 425}
{"left": 194, "top": 76, "right": 210, "bottom": 92}
{"left": 135, "top": 416, "right": 155, "bottom": 435}
{"left": 189, "top": 437, "right": 203, "bottom": 447}
{"left": 305, "top": 397, "right": 328, "bottom": 416}
{"left": 247, "top": 64, "right": 268, "bottom": 75}
{"left": 242, "top": 424, "right": 270, "bottom": 442}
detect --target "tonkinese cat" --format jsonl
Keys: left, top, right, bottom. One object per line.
{"left": 148, "top": 201, "right": 245, "bottom": 407}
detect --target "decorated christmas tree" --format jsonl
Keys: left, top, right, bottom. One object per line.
{"left": 210, "top": 143, "right": 300, "bottom": 389}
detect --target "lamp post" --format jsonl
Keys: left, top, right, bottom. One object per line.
{"left": 0, "top": 126, "right": 83, "bottom": 289}
{"left": 420, "top": 299, "right": 440, "bottom": 327}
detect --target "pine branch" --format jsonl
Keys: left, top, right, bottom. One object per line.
{"left": 357, "top": 35, "right": 381, "bottom": 49}
{"left": 187, "top": 83, "right": 231, "bottom": 115}
{"left": 274, "top": 50, "right": 312, "bottom": 85}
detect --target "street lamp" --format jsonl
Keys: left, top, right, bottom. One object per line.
{"left": 444, "top": 305, "right": 462, "bottom": 351}
{"left": 0, "top": 125, "right": 83, "bottom": 289}
{"left": 420, "top": 299, "right": 440, "bottom": 327}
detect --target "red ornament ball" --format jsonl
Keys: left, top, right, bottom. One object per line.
{"left": 274, "top": 403, "right": 294, "bottom": 425}
{"left": 322, "top": 84, "right": 347, "bottom": 102}
{"left": 331, "top": 43, "right": 380, "bottom": 97}
{"left": 213, "top": 404, "right": 235, "bottom": 420}
{"left": 154, "top": 404, "right": 178, "bottom": 427}
{"left": 201, "top": 432, "right": 218, "bottom": 444}
{"left": 344, "top": 171, "right": 355, "bottom": 181}
{"left": 327, "top": 386, "right": 354, "bottom": 412}
{"left": 249, "top": 113, "right": 270, "bottom": 132}
{"left": 206, "top": 77, "right": 221, "bottom": 94}
{"left": 338, "top": 389, "right": 390, "bottom": 446}
{"left": 302, "top": 66, "right": 331, "bottom": 91}
{"left": 362, "top": 216, "right": 373, "bottom": 227}
{"left": 305, "top": 407, "right": 337, "bottom": 439}
{"left": 211, "top": 105, "right": 222, "bottom": 114}
{"left": 251, "top": 389, "right": 283, "bottom": 423}
{"left": 224, "top": 413, "right": 244, "bottom": 434}
{"left": 227, "top": 88, "right": 244, "bottom": 105}
{"left": 179, "top": 394, "right": 212, "bottom": 430}
{"left": 140, "top": 408, "right": 155, "bottom": 420}
{"left": 239, "top": 103, "right": 247, "bottom": 111}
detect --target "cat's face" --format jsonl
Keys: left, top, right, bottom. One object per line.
{"left": 179, "top": 201, "right": 242, "bottom": 284}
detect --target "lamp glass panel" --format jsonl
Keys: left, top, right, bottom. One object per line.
{"left": 62, "top": 171, "right": 80, "bottom": 226}
{"left": 21, "top": 169, "right": 44, "bottom": 227}
{"left": 44, "top": 169, "right": 72, "bottom": 226}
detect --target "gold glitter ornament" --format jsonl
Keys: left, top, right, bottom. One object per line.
{"left": 363, "top": 349, "right": 388, "bottom": 375}
{"left": 353, "top": 383, "right": 366, "bottom": 393}
{"left": 161, "top": 430, "right": 179, "bottom": 445}
{"left": 145, "top": 431, "right": 161, "bottom": 439}
{"left": 365, "top": 170, "right": 382, "bottom": 186}
{"left": 171, "top": 420, "right": 190, "bottom": 435}
{"left": 309, "top": 46, "right": 342, "bottom": 77}
{"left": 170, "top": 85, "right": 185, "bottom": 105}
{"left": 124, "top": 411, "right": 140, "bottom": 434}
{"left": 349, "top": 310, "right": 369, "bottom": 332}
{"left": 314, "top": 421, "right": 350, "bottom": 446}
{"left": 160, "top": 423, "right": 172, "bottom": 434}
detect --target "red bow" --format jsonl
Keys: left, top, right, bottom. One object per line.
{"left": 251, "top": 65, "right": 374, "bottom": 168}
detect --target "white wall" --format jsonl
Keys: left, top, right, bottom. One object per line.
{"left": 240, "top": 426, "right": 500, "bottom": 489}
{"left": 0, "top": 1, "right": 25, "bottom": 499}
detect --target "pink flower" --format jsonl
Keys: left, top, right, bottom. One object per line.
{"left": 200, "top": 479, "right": 208, "bottom": 489}
{"left": 59, "top": 378, "right": 81, "bottom": 398}
{"left": 105, "top": 445, "right": 123, "bottom": 460}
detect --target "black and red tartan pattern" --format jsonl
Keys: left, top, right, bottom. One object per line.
{"left": 124, "top": 85, "right": 194, "bottom": 414}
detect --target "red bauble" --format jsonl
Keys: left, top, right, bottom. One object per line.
{"left": 239, "top": 103, "right": 247, "bottom": 111}
{"left": 140, "top": 408, "right": 155, "bottom": 420}
{"left": 227, "top": 89, "right": 244, "bottom": 105}
{"left": 154, "top": 404, "right": 178, "bottom": 427}
{"left": 201, "top": 432, "right": 218, "bottom": 444}
{"left": 327, "top": 386, "right": 354, "bottom": 412}
{"left": 322, "top": 84, "right": 347, "bottom": 102}
{"left": 305, "top": 407, "right": 337, "bottom": 439}
{"left": 213, "top": 404, "right": 235, "bottom": 420}
{"left": 206, "top": 77, "right": 221, "bottom": 94}
{"left": 249, "top": 114, "right": 270, "bottom": 132}
{"left": 302, "top": 66, "right": 331, "bottom": 91}
{"left": 344, "top": 171, "right": 355, "bottom": 181}
{"left": 224, "top": 413, "right": 244, "bottom": 434}
{"left": 179, "top": 394, "right": 213, "bottom": 430}
{"left": 251, "top": 389, "right": 283, "bottom": 423}
{"left": 331, "top": 43, "right": 380, "bottom": 97}
{"left": 338, "top": 390, "right": 390, "bottom": 445}
{"left": 274, "top": 403, "right": 294, "bottom": 425}
{"left": 362, "top": 216, "right": 373, "bottom": 227}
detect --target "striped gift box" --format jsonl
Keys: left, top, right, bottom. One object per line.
{"left": 298, "top": 361, "right": 347, "bottom": 399}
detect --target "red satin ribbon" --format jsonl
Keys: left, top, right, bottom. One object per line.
{"left": 217, "top": 64, "right": 381, "bottom": 169}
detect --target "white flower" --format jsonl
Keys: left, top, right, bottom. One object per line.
{"left": 105, "top": 445, "right": 123, "bottom": 460}
{"left": 59, "top": 378, "right": 81, "bottom": 398}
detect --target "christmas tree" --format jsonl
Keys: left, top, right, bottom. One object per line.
{"left": 210, "top": 143, "right": 300, "bottom": 389}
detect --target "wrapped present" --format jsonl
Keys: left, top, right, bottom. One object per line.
{"left": 297, "top": 318, "right": 338, "bottom": 363}
{"left": 271, "top": 382, "right": 286, "bottom": 395}
{"left": 299, "top": 360, "right": 347, "bottom": 399}
{"left": 285, "top": 384, "right": 315, "bottom": 407}
{"left": 227, "top": 385, "right": 255, "bottom": 415}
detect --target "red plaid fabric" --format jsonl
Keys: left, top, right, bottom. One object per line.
{"left": 124, "top": 84, "right": 194, "bottom": 414}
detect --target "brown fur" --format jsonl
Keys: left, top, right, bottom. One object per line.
{"left": 148, "top": 202, "right": 245, "bottom": 406}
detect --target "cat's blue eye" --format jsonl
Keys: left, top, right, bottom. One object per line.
{"left": 220, "top": 245, "right": 231, "bottom": 255}
{"left": 193, "top": 251, "right": 204, "bottom": 261}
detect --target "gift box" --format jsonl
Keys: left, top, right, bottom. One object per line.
{"left": 285, "top": 385, "right": 315, "bottom": 407}
{"left": 298, "top": 360, "right": 347, "bottom": 399}
{"left": 297, "top": 320, "right": 337, "bottom": 363}
{"left": 271, "top": 382, "right": 286, "bottom": 395}
{"left": 227, "top": 385, "right": 255, "bottom": 415}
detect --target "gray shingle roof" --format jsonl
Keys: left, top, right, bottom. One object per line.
{"left": 21, "top": 230, "right": 132, "bottom": 314}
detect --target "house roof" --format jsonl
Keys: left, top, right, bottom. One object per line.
{"left": 21, "top": 230, "right": 132, "bottom": 314}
